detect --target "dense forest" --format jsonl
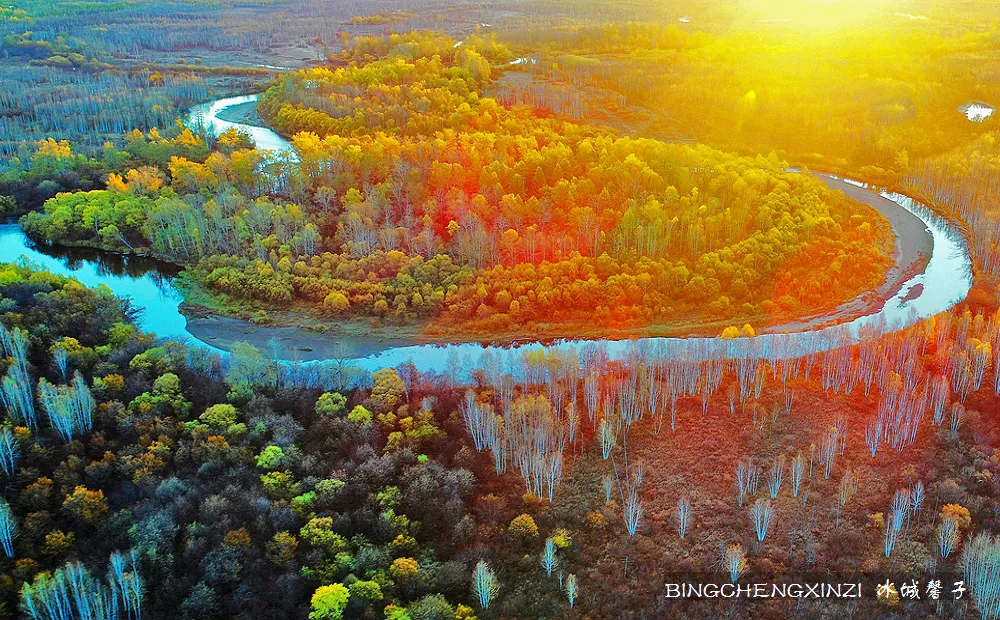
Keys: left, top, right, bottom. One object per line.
{"left": 0, "top": 261, "right": 493, "bottom": 619}
{"left": 5, "top": 0, "right": 1000, "bottom": 618}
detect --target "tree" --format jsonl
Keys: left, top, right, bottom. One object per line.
{"left": 884, "top": 491, "right": 909, "bottom": 558}
{"left": 1, "top": 366, "right": 36, "bottom": 430}
{"left": 370, "top": 368, "right": 405, "bottom": 410}
{"left": 0, "top": 196, "right": 16, "bottom": 215}
{"left": 390, "top": 557, "right": 420, "bottom": 580}
{"left": 749, "top": 499, "right": 775, "bottom": 542}
{"left": 735, "top": 459, "right": 760, "bottom": 507}
{"left": 256, "top": 445, "right": 285, "bottom": 469}
{"left": 315, "top": 392, "right": 347, "bottom": 416}
{"left": 261, "top": 471, "right": 300, "bottom": 501}
{"left": 508, "top": 513, "right": 538, "bottom": 538}
{"left": 624, "top": 486, "right": 643, "bottom": 536}
{"left": 383, "top": 605, "right": 412, "bottom": 620}
{"left": 406, "top": 594, "right": 454, "bottom": 619}
{"left": 200, "top": 403, "right": 238, "bottom": 429}
{"left": 790, "top": 454, "right": 805, "bottom": 498}
{"left": 0, "top": 427, "right": 21, "bottom": 477}
{"left": 472, "top": 561, "right": 499, "bottom": 609}
{"left": 942, "top": 504, "right": 972, "bottom": 529}
{"left": 324, "top": 291, "right": 350, "bottom": 313}
{"left": 461, "top": 390, "right": 493, "bottom": 452}
{"left": 62, "top": 485, "right": 108, "bottom": 523}
{"left": 961, "top": 533, "right": 1000, "bottom": 620}
{"left": 768, "top": 456, "right": 784, "bottom": 499}
{"left": 347, "top": 580, "right": 382, "bottom": 604}
{"left": 181, "top": 582, "right": 218, "bottom": 618}
{"left": 227, "top": 342, "right": 276, "bottom": 388}
{"left": 720, "top": 326, "right": 741, "bottom": 339}
{"left": 129, "top": 372, "right": 191, "bottom": 418}
{"left": 347, "top": 405, "right": 372, "bottom": 426}
{"left": 300, "top": 517, "right": 346, "bottom": 553}
{"left": 37, "top": 372, "right": 94, "bottom": 442}
{"left": 43, "top": 530, "right": 75, "bottom": 556}
{"left": 912, "top": 481, "right": 926, "bottom": 517}
{"left": 0, "top": 499, "right": 18, "bottom": 558}
{"left": 939, "top": 517, "right": 960, "bottom": 559}
{"left": 676, "top": 499, "right": 692, "bottom": 539}
{"left": 52, "top": 346, "right": 69, "bottom": 381}
{"left": 108, "top": 550, "right": 144, "bottom": 620}
{"left": 724, "top": 544, "right": 747, "bottom": 583}
{"left": 565, "top": 573, "right": 577, "bottom": 608}
{"left": 540, "top": 537, "right": 558, "bottom": 576}
{"left": 309, "top": 584, "right": 350, "bottom": 620}
{"left": 21, "top": 554, "right": 141, "bottom": 620}
{"left": 266, "top": 532, "right": 299, "bottom": 566}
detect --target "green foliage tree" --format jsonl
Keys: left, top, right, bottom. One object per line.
{"left": 309, "top": 584, "right": 350, "bottom": 620}
{"left": 200, "top": 404, "right": 238, "bottom": 429}
{"left": 255, "top": 445, "right": 285, "bottom": 469}
{"left": 315, "top": 392, "right": 347, "bottom": 416}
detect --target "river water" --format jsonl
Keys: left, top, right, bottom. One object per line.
{"left": 0, "top": 96, "right": 974, "bottom": 373}
{"left": 186, "top": 94, "right": 294, "bottom": 157}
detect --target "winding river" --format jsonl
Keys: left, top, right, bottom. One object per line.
{"left": 187, "top": 95, "right": 295, "bottom": 156}
{"left": 0, "top": 96, "right": 975, "bottom": 374}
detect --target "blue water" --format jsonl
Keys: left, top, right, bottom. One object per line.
{"left": 0, "top": 227, "right": 189, "bottom": 340}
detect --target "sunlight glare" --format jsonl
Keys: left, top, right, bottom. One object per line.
{"left": 742, "top": 0, "right": 890, "bottom": 31}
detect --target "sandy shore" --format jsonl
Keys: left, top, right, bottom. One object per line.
{"left": 765, "top": 174, "right": 932, "bottom": 333}
{"left": 184, "top": 312, "right": 419, "bottom": 361}
{"left": 215, "top": 101, "right": 264, "bottom": 126}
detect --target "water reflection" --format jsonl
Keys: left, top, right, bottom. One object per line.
{"left": 27, "top": 237, "right": 180, "bottom": 287}
{"left": 0, "top": 225, "right": 189, "bottom": 340}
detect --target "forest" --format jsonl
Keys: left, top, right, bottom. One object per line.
{"left": 5, "top": 0, "right": 1000, "bottom": 618}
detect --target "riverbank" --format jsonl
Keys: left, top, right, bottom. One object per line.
{"left": 215, "top": 101, "right": 264, "bottom": 126}
{"left": 767, "top": 175, "right": 933, "bottom": 333}
{"left": 180, "top": 298, "right": 769, "bottom": 361}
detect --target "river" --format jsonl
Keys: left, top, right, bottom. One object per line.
{"left": 186, "top": 94, "right": 295, "bottom": 156}
{"left": 0, "top": 96, "right": 974, "bottom": 374}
